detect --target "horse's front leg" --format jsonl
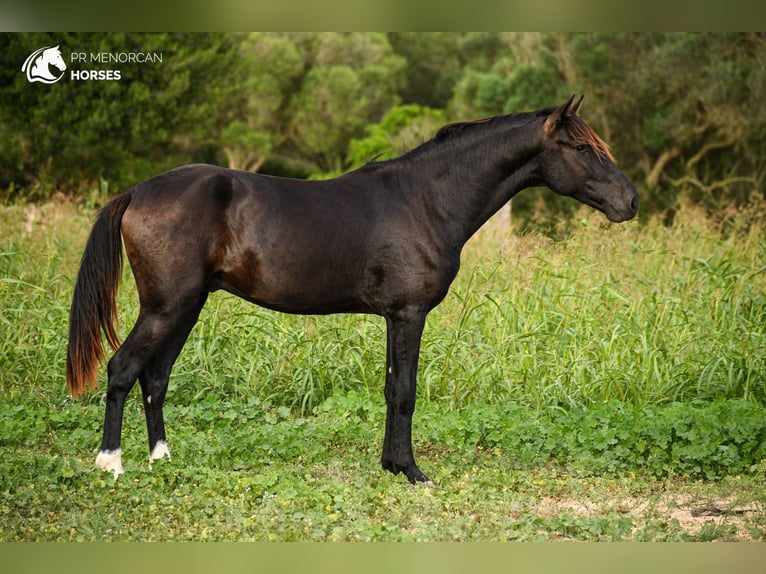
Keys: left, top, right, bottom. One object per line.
{"left": 381, "top": 309, "right": 431, "bottom": 485}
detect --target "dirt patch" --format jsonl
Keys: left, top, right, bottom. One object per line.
{"left": 535, "top": 494, "right": 761, "bottom": 541}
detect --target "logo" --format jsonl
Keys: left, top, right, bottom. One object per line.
{"left": 21, "top": 42, "right": 163, "bottom": 85}
{"left": 22, "top": 45, "right": 67, "bottom": 84}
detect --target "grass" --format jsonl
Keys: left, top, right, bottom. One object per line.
{"left": 0, "top": 196, "right": 765, "bottom": 541}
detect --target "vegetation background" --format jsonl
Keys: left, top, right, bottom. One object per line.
{"left": 1, "top": 33, "right": 764, "bottom": 223}
{"left": 0, "top": 32, "right": 765, "bottom": 543}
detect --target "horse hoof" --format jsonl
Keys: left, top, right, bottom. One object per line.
{"left": 410, "top": 474, "right": 433, "bottom": 487}
{"left": 404, "top": 466, "right": 432, "bottom": 486}
{"left": 382, "top": 459, "right": 433, "bottom": 485}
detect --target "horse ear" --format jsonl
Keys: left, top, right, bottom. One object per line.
{"left": 571, "top": 95, "right": 584, "bottom": 115}
{"left": 544, "top": 94, "right": 576, "bottom": 137}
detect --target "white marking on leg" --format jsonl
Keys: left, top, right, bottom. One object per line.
{"left": 149, "top": 440, "right": 171, "bottom": 467}
{"left": 95, "top": 449, "right": 124, "bottom": 479}
{"left": 147, "top": 395, "right": 152, "bottom": 404}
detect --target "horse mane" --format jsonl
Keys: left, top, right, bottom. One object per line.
{"left": 364, "top": 105, "right": 614, "bottom": 169}
{"left": 367, "top": 110, "right": 545, "bottom": 166}
{"left": 433, "top": 110, "right": 545, "bottom": 142}
{"left": 433, "top": 107, "right": 614, "bottom": 162}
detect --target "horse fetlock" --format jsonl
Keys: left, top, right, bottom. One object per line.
{"left": 149, "top": 440, "right": 171, "bottom": 466}
{"left": 95, "top": 448, "right": 124, "bottom": 479}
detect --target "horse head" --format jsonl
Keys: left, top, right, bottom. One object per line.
{"left": 540, "top": 95, "right": 638, "bottom": 222}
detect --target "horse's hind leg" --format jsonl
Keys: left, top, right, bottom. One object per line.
{"left": 96, "top": 294, "right": 205, "bottom": 477}
{"left": 138, "top": 294, "right": 208, "bottom": 467}
{"left": 96, "top": 314, "right": 161, "bottom": 477}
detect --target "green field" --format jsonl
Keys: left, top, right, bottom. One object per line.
{"left": 1, "top": 197, "right": 764, "bottom": 541}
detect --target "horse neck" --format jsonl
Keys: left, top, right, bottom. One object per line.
{"left": 397, "top": 119, "right": 545, "bottom": 245}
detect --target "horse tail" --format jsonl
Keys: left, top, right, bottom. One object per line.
{"left": 66, "top": 192, "right": 132, "bottom": 396}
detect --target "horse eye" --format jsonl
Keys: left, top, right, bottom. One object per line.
{"left": 574, "top": 144, "right": 588, "bottom": 153}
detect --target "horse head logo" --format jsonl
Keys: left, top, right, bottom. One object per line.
{"left": 22, "top": 45, "right": 67, "bottom": 84}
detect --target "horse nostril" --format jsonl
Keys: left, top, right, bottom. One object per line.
{"left": 630, "top": 195, "right": 638, "bottom": 213}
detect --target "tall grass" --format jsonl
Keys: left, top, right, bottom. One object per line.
{"left": 1, "top": 197, "right": 764, "bottom": 413}
{"left": 419, "top": 203, "right": 766, "bottom": 410}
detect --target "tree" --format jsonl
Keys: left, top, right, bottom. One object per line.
{"left": 0, "top": 32, "right": 239, "bottom": 198}
{"left": 218, "top": 33, "right": 304, "bottom": 173}
{"left": 387, "top": 32, "right": 463, "bottom": 109}
{"left": 448, "top": 33, "right": 565, "bottom": 118}
{"left": 569, "top": 33, "right": 765, "bottom": 211}
{"left": 3, "top": 32, "right": 763, "bottom": 218}
{"left": 346, "top": 104, "right": 444, "bottom": 167}
{"left": 448, "top": 33, "right": 765, "bottom": 217}
{"left": 285, "top": 33, "right": 405, "bottom": 175}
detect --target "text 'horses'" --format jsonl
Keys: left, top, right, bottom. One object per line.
{"left": 67, "top": 96, "right": 638, "bottom": 483}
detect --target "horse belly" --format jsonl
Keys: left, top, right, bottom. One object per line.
{"left": 214, "top": 241, "right": 371, "bottom": 315}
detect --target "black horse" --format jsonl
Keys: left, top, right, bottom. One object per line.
{"left": 67, "top": 96, "right": 638, "bottom": 483}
